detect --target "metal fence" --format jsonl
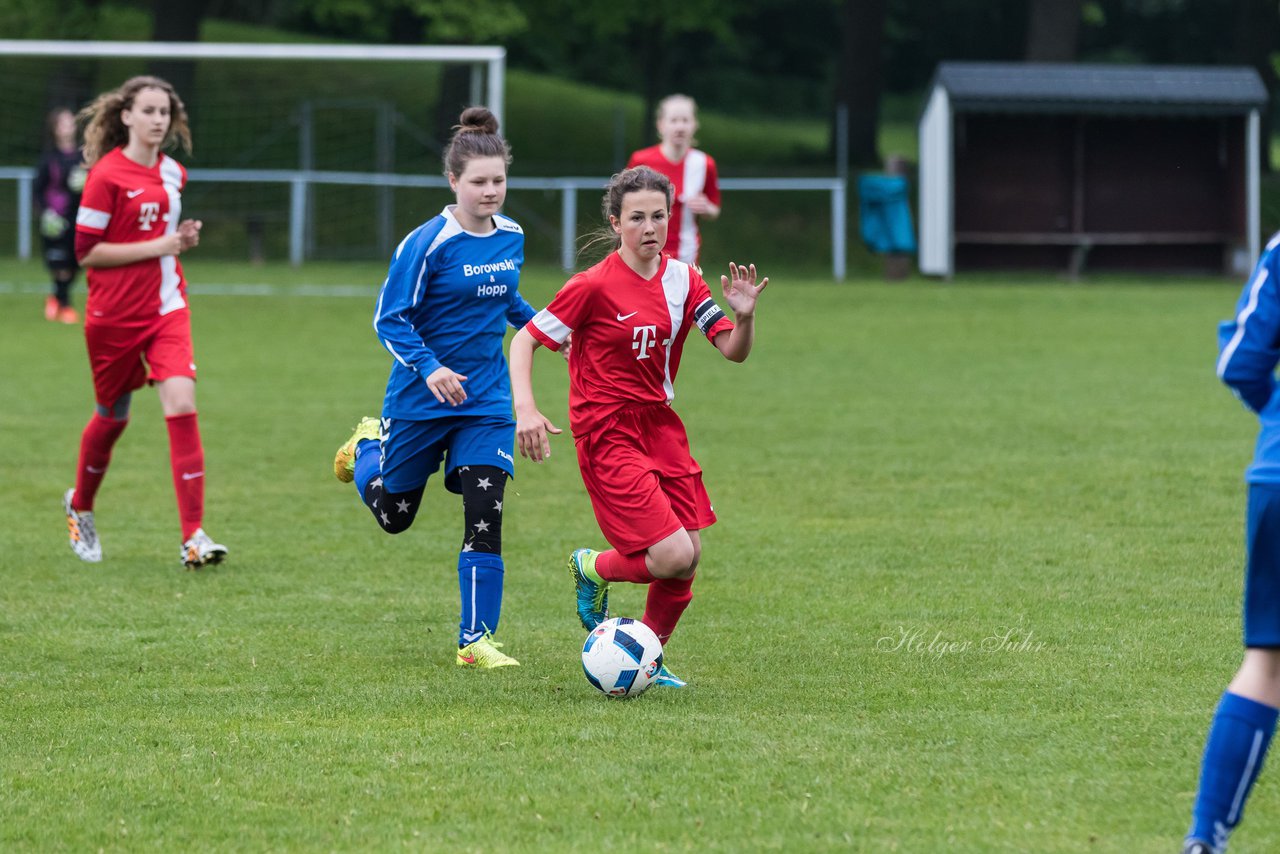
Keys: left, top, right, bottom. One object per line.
{"left": 3, "top": 167, "right": 848, "bottom": 279}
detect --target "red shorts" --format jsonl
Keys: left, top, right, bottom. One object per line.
{"left": 574, "top": 404, "right": 717, "bottom": 555}
{"left": 84, "top": 309, "right": 196, "bottom": 407}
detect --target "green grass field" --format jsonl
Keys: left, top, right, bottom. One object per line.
{"left": 0, "top": 257, "right": 1275, "bottom": 851}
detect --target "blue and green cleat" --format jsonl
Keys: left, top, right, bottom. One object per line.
{"left": 654, "top": 663, "right": 687, "bottom": 688}
{"left": 568, "top": 548, "right": 609, "bottom": 630}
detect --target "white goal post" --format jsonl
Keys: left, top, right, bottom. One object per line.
{"left": 0, "top": 40, "right": 506, "bottom": 124}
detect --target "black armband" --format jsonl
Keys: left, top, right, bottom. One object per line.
{"left": 694, "top": 297, "right": 727, "bottom": 335}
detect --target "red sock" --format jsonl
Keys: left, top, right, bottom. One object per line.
{"left": 595, "top": 549, "right": 655, "bottom": 583}
{"left": 73, "top": 413, "right": 128, "bottom": 510}
{"left": 643, "top": 574, "right": 695, "bottom": 645}
{"left": 166, "top": 412, "right": 205, "bottom": 540}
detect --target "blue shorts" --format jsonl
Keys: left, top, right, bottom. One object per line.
{"left": 380, "top": 413, "right": 516, "bottom": 495}
{"left": 1245, "top": 483, "right": 1280, "bottom": 647}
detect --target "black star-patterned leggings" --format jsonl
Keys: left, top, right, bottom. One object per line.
{"left": 363, "top": 464, "right": 507, "bottom": 554}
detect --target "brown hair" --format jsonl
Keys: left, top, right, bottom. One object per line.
{"left": 78, "top": 75, "right": 192, "bottom": 167}
{"left": 582, "top": 166, "right": 675, "bottom": 259}
{"left": 443, "top": 106, "right": 511, "bottom": 179}
{"left": 44, "top": 107, "right": 75, "bottom": 150}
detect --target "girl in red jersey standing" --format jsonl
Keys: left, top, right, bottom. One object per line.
{"left": 64, "top": 76, "right": 227, "bottom": 569}
{"left": 508, "top": 166, "right": 767, "bottom": 687}
{"left": 626, "top": 94, "right": 721, "bottom": 267}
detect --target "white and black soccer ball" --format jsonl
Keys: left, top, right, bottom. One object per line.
{"left": 581, "top": 617, "right": 663, "bottom": 698}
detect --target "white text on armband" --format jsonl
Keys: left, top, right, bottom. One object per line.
{"left": 463, "top": 259, "right": 517, "bottom": 277}
{"left": 694, "top": 298, "right": 727, "bottom": 334}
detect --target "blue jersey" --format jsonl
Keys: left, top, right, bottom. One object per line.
{"left": 375, "top": 206, "right": 535, "bottom": 420}
{"left": 1218, "top": 231, "right": 1280, "bottom": 484}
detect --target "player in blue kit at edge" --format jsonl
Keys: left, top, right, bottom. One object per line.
{"left": 1183, "top": 231, "right": 1280, "bottom": 854}
{"left": 333, "top": 106, "right": 557, "bottom": 669}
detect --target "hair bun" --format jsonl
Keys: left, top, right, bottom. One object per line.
{"left": 456, "top": 106, "right": 498, "bottom": 135}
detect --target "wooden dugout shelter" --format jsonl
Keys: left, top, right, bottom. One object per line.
{"left": 917, "top": 62, "right": 1269, "bottom": 277}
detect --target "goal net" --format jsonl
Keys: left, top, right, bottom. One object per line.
{"left": 0, "top": 41, "right": 505, "bottom": 263}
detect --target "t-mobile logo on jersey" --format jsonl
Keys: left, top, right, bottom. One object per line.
{"left": 137, "top": 202, "right": 160, "bottom": 230}
{"left": 632, "top": 325, "right": 662, "bottom": 360}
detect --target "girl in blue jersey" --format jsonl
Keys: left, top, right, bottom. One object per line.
{"left": 333, "top": 106, "right": 556, "bottom": 669}
{"left": 1183, "top": 231, "right": 1280, "bottom": 854}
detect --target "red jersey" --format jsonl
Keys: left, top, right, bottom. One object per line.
{"left": 625, "top": 145, "right": 720, "bottom": 265}
{"left": 526, "top": 252, "right": 734, "bottom": 437}
{"left": 75, "top": 147, "right": 188, "bottom": 325}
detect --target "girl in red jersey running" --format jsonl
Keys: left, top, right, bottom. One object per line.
{"left": 508, "top": 166, "right": 766, "bottom": 687}
{"left": 63, "top": 76, "right": 227, "bottom": 569}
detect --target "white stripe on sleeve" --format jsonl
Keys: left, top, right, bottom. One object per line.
{"left": 411, "top": 257, "right": 428, "bottom": 307}
{"left": 384, "top": 338, "right": 411, "bottom": 367}
{"left": 76, "top": 207, "right": 110, "bottom": 230}
{"left": 1218, "top": 267, "right": 1271, "bottom": 378}
{"left": 531, "top": 308, "right": 571, "bottom": 344}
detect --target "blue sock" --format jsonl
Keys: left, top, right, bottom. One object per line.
{"left": 353, "top": 438, "right": 381, "bottom": 503}
{"left": 1189, "top": 691, "right": 1279, "bottom": 850}
{"left": 458, "top": 552, "right": 504, "bottom": 646}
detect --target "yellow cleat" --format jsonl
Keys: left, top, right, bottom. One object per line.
{"left": 456, "top": 633, "right": 519, "bottom": 668}
{"left": 333, "top": 416, "right": 381, "bottom": 483}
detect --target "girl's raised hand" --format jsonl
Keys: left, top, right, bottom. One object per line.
{"left": 720, "top": 262, "right": 769, "bottom": 317}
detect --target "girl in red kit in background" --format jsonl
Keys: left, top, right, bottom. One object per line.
{"left": 626, "top": 94, "right": 720, "bottom": 267}
{"left": 64, "top": 75, "right": 227, "bottom": 569}
{"left": 508, "top": 165, "right": 767, "bottom": 687}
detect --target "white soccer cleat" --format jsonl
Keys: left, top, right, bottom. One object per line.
{"left": 181, "top": 528, "right": 228, "bottom": 569}
{"left": 63, "top": 488, "right": 102, "bottom": 563}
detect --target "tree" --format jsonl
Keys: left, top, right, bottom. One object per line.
{"left": 507, "top": 0, "right": 750, "bottom": 149}
{"left": 290, "top": 0, "right": 525, "bottom": 45}
{"left": 288, "top": 0, "right": 527, "bottom": 150}
{"left": 0, "top": 0, "right": 105, "bottom": 39}
{"left": 151, "top": 0, "right": 209, "bottom": 42}
{"left": 834, "top": 0, "right": 888, "bottom": 168}
{"left": 149, "top": 0, "right": 213, "bottom": 101}
{"left": 0, "top": 0, "right": 108, "bottom": 111}
{"left": 1025, "top": 0, "right": 1083, "bottom": 61}
{"left": 1232, "top": 0, "right": 1277, "bottom": 172}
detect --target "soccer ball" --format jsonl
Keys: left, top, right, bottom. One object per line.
{"left": 581, "top": 617, "right": 664, "bottom": 698}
